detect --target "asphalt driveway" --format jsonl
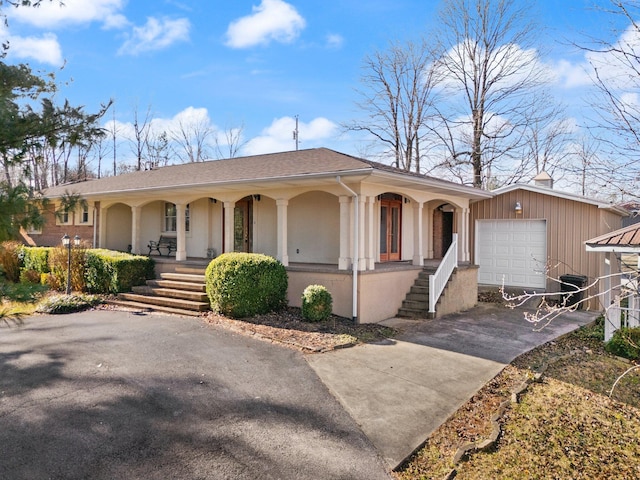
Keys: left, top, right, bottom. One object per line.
{"left": 0, "top": 311, "right": 391, "bottom": 480}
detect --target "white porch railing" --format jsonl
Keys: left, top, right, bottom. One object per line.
{"left": 429, "top": 233, "right": 458, "bottom": 314}
{"left": 605, "top": 300, "right": 640, "bottom": 342}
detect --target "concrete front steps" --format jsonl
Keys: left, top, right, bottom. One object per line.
{"left": 109, "top": 267, "right": 210, "bottom": 317}
{"left": 397, "top": 267, "right": 454, "bottom": 320}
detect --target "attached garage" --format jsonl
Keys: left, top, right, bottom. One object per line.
{"left": 469, "top": 174, "right": 627, "bottom": 309}
{"left": 476, "top": 219, "right": 547, "bottom": 288}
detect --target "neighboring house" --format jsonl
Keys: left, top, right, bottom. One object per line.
{"left": 469, "top": 173, "right": 628, "bottom": 309}
{"left": 585, "top": 223, "right": 640, "bottom": 340}
{"left": 32, "top": 148, "right": 492, "bottom": 323}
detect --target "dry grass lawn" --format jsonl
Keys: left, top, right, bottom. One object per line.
{"left": 395, "top": 317, "right": 640, "bottom": 480}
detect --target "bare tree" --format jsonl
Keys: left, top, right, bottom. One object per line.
{"left": 145, "top": 130, "right": 170, "bottom": 168}
{"left": 171, "top": 115, "right": 213, "bottom": 163}
{"left": 345, "top": 39, "right": 441, "bottom": 172}
{"left": 130, "top": 103, "right": 152, "bottom": 171}
{"left": 432, "top": 0, "right": 553, "bottom": 188}
{"left": 579, "top": 1, "right": 640, "bottom": 200}
{"left": 214, "top": 121, "right": 247, "bottom": 159}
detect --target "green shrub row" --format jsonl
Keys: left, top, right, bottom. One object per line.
{"left": 85, "top": 249, "right": 155, "bottom": 294}
{"left": 206, "top": 252, "right": 288, "bottom": 318}
{"left": 0, "top": 242, "right": 154, "bottom": 295}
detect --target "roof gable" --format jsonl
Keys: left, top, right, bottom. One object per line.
{"left": 491, "top": 183, "right": 627, "bottom": 215}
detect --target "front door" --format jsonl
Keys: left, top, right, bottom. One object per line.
{"left": 234, "top": 198, "right": 253, "bottom": 252}
{"left": 380, "top": 196, "right": 402, "bottom": 262}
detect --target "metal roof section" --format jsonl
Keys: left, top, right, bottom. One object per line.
{"left": 585, "top": 223, "right": 640, "bottom": 253}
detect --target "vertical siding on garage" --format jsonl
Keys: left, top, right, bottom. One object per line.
{"left": 470, "top": 188, "right": 622, "bottom": 309}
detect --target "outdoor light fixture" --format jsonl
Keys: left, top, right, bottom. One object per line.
{"left": 515, "top": 202, "right": 523, "bottom": 214}
{"left": 62, "top": 234, "right": 81, "bottom": 294}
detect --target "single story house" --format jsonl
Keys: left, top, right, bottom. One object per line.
{"left": 31, "top": 148, "right": 493, "bottom": 323}
{"left": 470, "top": 172, "right": 628, "bottom": 309}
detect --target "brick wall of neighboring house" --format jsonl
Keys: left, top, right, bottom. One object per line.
{"left": 22, "top": 203, "right": 100, "bottom": 248}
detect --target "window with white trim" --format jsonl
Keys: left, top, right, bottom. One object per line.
{"left": 56, "top": 209, "right": 71, "bottom": 226}
{"left": 78, "top": 204, "right": 93, "bottom": 226}
{"left": 163, "top": 203, "right": 190, "bottom": 232}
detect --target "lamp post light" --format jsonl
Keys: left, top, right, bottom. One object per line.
{"left": 62, "top": 234, "right": 81, "bottom": 294}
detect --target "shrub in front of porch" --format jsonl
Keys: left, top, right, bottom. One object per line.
{"left": 205, "top": 253, "right": 287, "bottom": 318}
{"left": 301, "top": 284, "right": 333, "bottom": 322}
{"left": 85, "top": 249, "right": 155, "bottom": 294}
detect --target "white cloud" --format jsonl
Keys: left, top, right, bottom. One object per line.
{"left": 244, "top": 116, "right": 337, "bottom": 155}
{"left": 225, "top": 0, "right": 306, "bottom": 49}
{"left": 9, "top": 0, "right": 127, "bottom": 29}
{"left": 118, "top": 16, "right": 190, "bottom": 56}
{"left": 326, "top": 33, "right": 344, "bottom": 49}
{"left": 107, "top": 106, "right": 214, "bottom": 141}
{"left": 551, "top": 59, "right": 592, "bottom": 88}
{"left": 0, "top": 24, "right": 63, "bottom": 65}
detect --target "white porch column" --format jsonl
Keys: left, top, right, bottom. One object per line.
{"left": 99, "top": 206, "right": 108, "bottom": 248}
{"left": 603, "top": 251, "right": 612, "bottom": 309}
{"left": 175, "top": 202, "right": 187, "bottom": 261}
{"left": 366, "top": 196, "right": 376, "bottom": 270}
{"left": 131, "top": 205, "right": 141, "bottom": 254}
{"left": 460, "top": 207, "right": 470, "bottom": 262}
{"left": 338, "top": 196, "right": 351, "bottom": 270}
{"left": 412, "top": 201, "right": 424, "bottom": 266}
{"left": 223, "top": 201, "right": 235, "bottom": 253}
{"left": 426, "top": 206, "right": 434, "bottom": 259}
{"left": 358, "top": 196, "right": 366, "bottom": 270}
{"left": 276, "top": 199, "right": 289, "bottom": 266}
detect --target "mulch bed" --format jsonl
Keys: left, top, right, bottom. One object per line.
{"left": 204, "top": 307, "right": 397, "bottom": 352}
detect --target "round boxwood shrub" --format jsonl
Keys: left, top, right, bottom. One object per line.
{"left": 205, "top": 252, "right": 288, "bottom": 318}
{"left": 301, "top": 284, "right": 333, "bottom": 322}
{"left": 605, "top": 327, "right": 640, "bottom": 360}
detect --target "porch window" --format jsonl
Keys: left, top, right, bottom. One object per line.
{"left": 163, "top": 203, "right": 190, "bottom": 232}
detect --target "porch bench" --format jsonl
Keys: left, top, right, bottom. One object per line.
{"left": 148, "top": 236, "right": 177, "bottom": 256}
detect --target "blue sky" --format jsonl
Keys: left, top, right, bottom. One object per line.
{"left": 0, "top": 0, "right": 628, "bottom": 167}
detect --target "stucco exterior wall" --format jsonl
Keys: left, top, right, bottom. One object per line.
{"left": 287, "top": 267, "right": 422, "bottom": 323}
{"left": 436, "top": 265, "right": 478, "bottom": 317}
{"left": 105, "top": 203, "right": 132, "bottom": 252}
{"left": 253, "top": 197, "right": 277, "bottom": 258}
{"left": 470, "top": 188, "right": 623, "bottom": 310}
{"left": 358, "top": 268, "right": 422, "bottom": 322}
{"left": 288, "top": 191, "right": 340, "bottom": 264}
{"left": 287, "top": 269, "right": 353, "bottom": 319}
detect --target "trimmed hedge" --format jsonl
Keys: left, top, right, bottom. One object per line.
{"left": 85, "top": 249, "right": 155, "bottom": 294}
{"left": 205, "top": 252, "right": 288, "bottom": 318}
{"left": 301, "top": 284, "right": 333, "bottom": 322}
{"left": 21, "top": 246, "right": 50, "bottom": 274}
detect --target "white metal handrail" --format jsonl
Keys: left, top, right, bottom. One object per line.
{"left": 429, "top": 233, "right": 458, "bottom": 314}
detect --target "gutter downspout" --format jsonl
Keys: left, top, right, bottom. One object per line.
{"left": 336, "top": 176, "right": 359, "bottom": 323}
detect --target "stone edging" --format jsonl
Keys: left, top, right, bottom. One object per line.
{"left": 444, "top": 351, "right": 578, "bottom": 479}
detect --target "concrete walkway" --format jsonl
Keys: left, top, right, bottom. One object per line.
{"left": 306, "top": 303, "right": 598, "bottom": 469}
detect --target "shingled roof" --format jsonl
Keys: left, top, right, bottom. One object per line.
{"left": 42, "top": 147, "right": 490, "bottom": 199}
{"left": 585, "top": 223, "right": 640, "bottom": 253}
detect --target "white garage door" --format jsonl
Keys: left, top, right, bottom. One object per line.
{"left": 476, "top": 219, "right": 547, "bottom": 289}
